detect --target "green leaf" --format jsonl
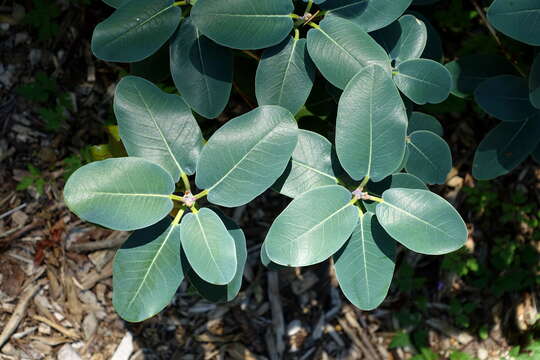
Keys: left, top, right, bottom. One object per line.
{"left": 530, "top": 53, "right": 540, "bottom": 109}
{"left": 473, "top": 115, "right": 540, "bottom": 180}
{"left": 113, "top": 217, "right": 183, "bottom": 322}
{"left": 363, "top": 173, "right": 427, "bottom": 212}
{"left": 180, "top": 208, "right": 237, "bottom": 285}
{"left": 408, "top": 112, "right": 443, "bottom": 136}
{"left": 394, "top": 59, "right": 452, "bottom": 105}
{"left": 190, "top": 0, "right": 294, "bottom": 50}
{"left": 320, "top": 0, "right": 413, "bottom": 32}
{"left": 114, "top": 76, "right": 204, "bottom": 180}
{"left": 445, "top": 54, "right": 516, "bottom": 98}
{"left": 376, "top": 188, "right": 468, "bottom": 255}
{"left": 487, "top": 0, "right": 540, "bottom": 46}
{"left": 336, "top": 65, "right": 407, "bottom": 182}
{"left": 181, "top": 210, "right": 246, "bottom": 302}
{"left": 306, "top": 16, "right": 391, "bottom": 89}
{"left": 260, "top": 241, "right": 286, "bottom": 270}
{"left": 372, "top": 15, "right": 427, "bottom": 64}
{"left": 410, "top": 12, "right": 443, "bottom": 63}
{"left": 91, "top": 0, "right": 181, "bottom": 62}
{"left": 196, "top": 106, "right": 298, "bottom": 207}
{"left": 170, "top": 18, "right": 233, "bottom": 119}
{"left": 273, "top": 129, "right": 338, "bottom": 198}
{"left": 406, "top": 130, "right": 452, "bottom": 184}
{"left": 63, "top": 157, "right": 174, "bottom": 231}
{"left": 265, "top": 185, "right": 358, "bottom": 266}
{"left": 256, "top": 36, "right": 316, "bottom": 115}
{"left": 334, "top": 212, "right": 396, "bottom": 310}
{"left": 474, "top": 75, "right": 538, "bottom": 122}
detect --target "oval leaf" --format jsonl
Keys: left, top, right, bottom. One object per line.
{"left": 64, "top": 157, "right": 174, "bottom": 231}
{"left": 180, "top": 208, "right": 237, "bottom": 285}
{"left": 170, "top": 18, "right": 233, "bottom": 119}
{"left": 363, "top": 173, "right": 427, "bottom": 212}
{"left": 273, "top": 129, "right": 338, "bottom": 198}
{"left": 336, "top": 65, "right": 407, "bottom": 182}
{"left": 91, "top": 0, "right": 181, "bottom": 62}
{"left": 405, "top": 130, "right": 452, "bottom": 184}
{"left": 320, "top": 0, "right": 413, "bottom": 32}
{"left": 474, "top": 75, "right": 538, "bottom": 122}
{"left": 114, "top": 76, "right": 205, "bottom": 180}
{"left": 307, "top": 16, "right": 391, "bottom": 89}
{"left": 394, "top": 58, "right": 452, "bottom": 105}
{"left": 260, "top": 242, "right": 286, "bottom": 270}
{"left": 265, "top": 185, "right": 358, "bottom": 267}
{"left": 473, "top": 114, "right": 540, "bottom": 180}
{"left": 113, "top": 217, "right": 183, "bottom": 322}
{"left": 530, "top": 53, "right": 540, "bottom": 109}
{"left": 376, "top": 188, "right": 468, "bottom": 255}
{"left": 256, "top": 36, "right": 316, "bottom": 115}
{"left": 445, "top": 54, "right": 516, "bottom": 98}
{"left": 196, "top": 106, "right": 298, "bottom": 207}
{"left": 372, "top": 15, "right": 427, "bottom": 64}
{"left": 182, "top": 211, "right": 247, "bottom": 302}
{"left": 334, "top": 213, "right": 396, "bottom": 310}
{"left": 190, "top": 0, "right": 294, "bottom": 50}
{"left": 408, "top": 112, "right": 443, "bottom": 136}
{"left": 487, "top": 0, "right": 540, "bottom": 46}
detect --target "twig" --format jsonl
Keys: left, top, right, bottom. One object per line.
{"left": 31, "top": 315, "right": 79, "bottom": 339}
{"left": 0, "top": 203, "right": 26, "bottom": 220}
{"left": 267, "top": 272, "right": 285, "bottom": 358}
{"left": 0, "top": 282, "right": 41, "bottom": 349}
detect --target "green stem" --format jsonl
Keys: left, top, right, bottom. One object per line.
{"left": 367, "top": 195, "right": 384, "bottom": 203}
{"left": 358, "top": 176, "right": 370, "bottom": 191}
{"left": 294, "top": 28, "right": 300, "bottom": 40}
{"left": 290, "top": 13, "right": 302, "bottom": 19}
{"left": 190, "top": 205, "right": 199, "bottom": 214}
{"left": 170, "top": 194, "right": 184, "bottom": 202}
{"left": 307, "top": 22, "right": 320, "bottom": 29}
{"left": 194, "top": 189, "right": 209, "bottom": 200}
{"left": 180, "top": 171, "right": 191, "bottom": 192}
{"left": 172, "top": 207, "right": 186, "bottom": 225}
{"left": 173, "top": 1, "right": 187, "bottom": 6}
{"left": 304, "top": 0, "right": 313, "bottom": 14}
{"left": 357, "top": 206, "right": 364, "bottom": 217}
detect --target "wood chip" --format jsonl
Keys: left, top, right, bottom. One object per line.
{"left": 30, "top": 315, "right": 79, "bottom": 339}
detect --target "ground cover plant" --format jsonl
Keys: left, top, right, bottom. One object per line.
{"left": 61, "top": 0, "right": 540, "bottom": 325}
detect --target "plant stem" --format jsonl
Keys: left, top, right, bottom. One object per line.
{"left": 173, "top": 1, "right": 188, "bottom": 6}
{"left": 170, "top": 194, "right": 184, "bottom": 202}
{"left": 304, "top": 0, "right": 313, "bottom": 15}
{"left": 190, "top": 205, "right": 199, "bottom": 214}
{"left": 357, "top": 206, "right": 364, "bottom": 217}
{"left": 367, "top": 195, "right": 384, "bottom": 203}
{"left": 180, "top": 172, "right": 191, "bottom": 192}
{"left": 290, "top": 14, "right": 302, "bottom": 19}
{"left": 172, "top": 207, "right": 186, "bottom": 225}
{"left": 294, "top": 28, "right": 300, "bottom": 40}
{"left": 358, "top": 176, "right": 370, "bottom": 191}
{"left": 194, "top": 189, "right": 209, "bottom": 200}
{"left": 242, "top": 50, "right": 260, "bottom": 61}
{"left": 307, "top": 22, "right": 320, "bottom": 29}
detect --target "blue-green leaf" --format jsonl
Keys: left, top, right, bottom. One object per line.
{"left": 487, "top": 0, "right": 540, "bottom": 46}
{"left": 336, "top": 65, "right": 407, "bottom": 182}
{"left": 256, "top": 36, "right": 315, "bottom": 115}
{"left": 406, "top": 130, "right": 452, "bottom": 184}
{"left": 265, "top": 185, "right": 358, "bottom": 267}
{"left": 334, "top": 212, "right": 395, "bottom": 310}
{"left": 408, "top": 112, "right": 443, "bottom": 136}
{"left": 114, "top": 76, "right": 204, "bottom": 180}
{"left": 180, "top": 208, "right": 237, "bottom": 285}
{"left": 113, "top": 217, "right": 183, "bottom": 322}
{"left": 190, "top": 0, "right": 294, "bottom": 50}
{"left": 170, "top": 18, "right": 233, "bottom": 119}
{"left": 376, "top": 188, "right": 468, "bottom": 255}
{"left": 394, "top": 59, "right": 452, "bottom": 105}
{"left": 63, "top": 157, "right": 174, "bottom": 231}
{"left": 530, "top": 53, "right": 540, "bottom": 109}
{"left": 306, "top": 16, "right": 391, "bottom": 89}
{"left": 91, "top": 0, "right": 181, "bottom": 62}
{"left": 196, "top": 106, "right": 298, "bottom": 207}
{"left": 363, "top": 173, "right": 427, "bottom": 212}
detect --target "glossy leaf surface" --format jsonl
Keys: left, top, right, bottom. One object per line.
{"left": 336, "top": 65, "right": 407, "bottom": 182}
{"left": 473, "top": 115, "right": 540, "bottom": 180}
{"left": 372, "top": 15, "right": 427, "bottom": 64}
{"left": 307, "top": 16, "right": 391, "bottom": 89}
{"left": 182, "top": 211, "right": 246, "bottom": 302}
{"left": 487, "top": 0, "right": 540, "bottom": 46}
{"left": 376, "top": 188, "right": 467, "bottom": 255}
{"left": 114, "top": 76, "right": 204, "bottom": 180}
{"left": 406, "top": 130, "right": 452, "bottom": 184}
{"left": 273, "top": 130, "right": 338, "bottom": 198}
{"left": 334, "top": 213, "right": 395, "bottom": 310}
{"left": 196, "top": 106, "right": 298, "bottom": 207}
{"left": 408, "top": 112, "right": 443, "bottom": 136}
{"left": 394, "top": 59, "right": 452, "bottom": 105}
{"left": 190, "top": 0, "right": 294, "bottom": 50}
{"left": 320, "top": 0, "right": 413, "bottom": 32}
{"left": 256, "top": 36, "right": 315, "bottom": 115}
{"left": 113, "top": 218, "right": 182, "bottom": 322}
{"left": 265, "top": 185, "right": 358, "bottom": 266}
{"left": 474, "top": 75, "right": 538, "bottom": 122}
{"left": 180, "top": 208, "right": 237, "bottom": 285}
{"left": 170, "top": 18, "right": 233, "bottom": 119}
{"left": 92, "top": 0, "right": 181, "bottom": 62}
{"left": 64, "top": 157, "right": 174, "bottom": 231}
{"left": 363, "top": 173, "right": 427, "bottom": 212}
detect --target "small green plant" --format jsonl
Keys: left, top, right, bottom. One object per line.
{"left": 22, "top": 0, "right": 61, "bottom": 41}
{"left": 17, "top": 164, "right": 46, "bottom": 195}
{"left": 64, "top": 0, "right": 477, "bottom": 323}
